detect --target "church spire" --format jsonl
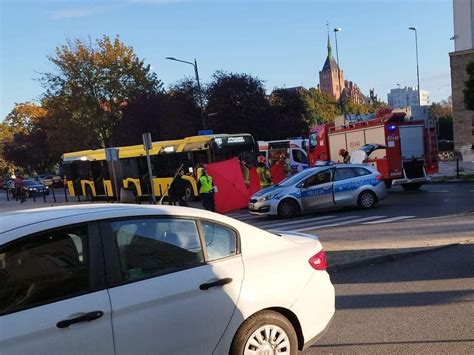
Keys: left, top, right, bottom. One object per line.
{"left": 326, "top": 21, "right": 332, "bottom": 57}
{"left": 327, "top": 32, "right": 332, "bottom": 57}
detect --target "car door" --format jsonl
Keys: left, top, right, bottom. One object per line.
{"left": 333, "top": 167, "right": 366, "bottom": 205}
{"left": 0, "top": 223, "right": 114, "bottom": 355}
{"left": 101, "top": 216, "right": 244, "bottom": 355}
{"left": 300, "top": 168, "right": 334, "bottom": 211}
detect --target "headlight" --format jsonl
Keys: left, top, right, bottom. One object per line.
{"left": 258, "top": 194, "right": 276, "bottom": 202}
{"left": 29, "top": 188, "right": 34, "bottom": 191}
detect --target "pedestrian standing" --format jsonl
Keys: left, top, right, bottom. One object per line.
{"left": 199, "top": 168, "right": 215, "bottom": 212}
{"left": 14, "top": 176, "right": 26, "bottom": 203}
{"left": 256, "top": 156, "right": 272, "bottom": 190}
{"left": 169, "top": 168, "right": 188, "bottom": 207}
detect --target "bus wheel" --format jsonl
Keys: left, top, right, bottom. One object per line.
{"left": 85, "top": 187, "right": 94, "bottom": 201}
{"left": 185, "top": 183, "right": 194, "bottom": 201}
{"left": 402, "top": 183, "right": 422, "bottom": 191}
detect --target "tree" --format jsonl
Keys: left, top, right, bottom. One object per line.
{"left": 429, "top": 102, "right": 453, "bottom": 140}
{"left": 463, "top": 61, "right": 474, "bottom": 110}
{"left": 206, "top": 71, "right": 272, "bottom": 139}
{"left": 0, "top": 123, "right": 15, "bottom": 174}
{"left": 111, "top": 79, "right": 202, "bottom": 145}
{"left": 268, "top": 88, "right": 309, "bottom": 139}
{"left": 302, "top": 88, "right": 340, "bottom": 124}
{"left": 41, "top": 35, "right": 162, "bottom": 147}
{"left": 4, "top": 102, "right": 47, "bottom": 134}
{"left": 3, "top": 119, "right": 53, "bottom": 173}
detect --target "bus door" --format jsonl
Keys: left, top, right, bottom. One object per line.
{"left": 90, "top": 161, "right": 105, "bottom": 196}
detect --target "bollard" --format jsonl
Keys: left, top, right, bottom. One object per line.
{"left": 43, "top": 189, "right": 47, "bottom": 202}
{"left": 456, "top": 158, "right": 460, "bottom": 179}
{"left": 6, "top": 188, "right": 9, "bottom": 201}
{"left": 33, "top": 192, "right": 36, "bottom": 203}
{"left": 77, "top": 194, "right": 81, "bottom": 202}
{"left": 52, "top": 187, "right": 57, "bottom": 203}
{"left": 64, "top": 186, "right": 68, "bottom": 202}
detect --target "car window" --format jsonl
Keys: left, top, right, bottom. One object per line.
{"left": 354, "top": 167, "right": 372, "bottom": 176}
{"left": 0, "top": 225, "right": 89, "bottom": 315}
{"left": 110, "top": 218, "right": 204, "bottom": 282}
{"left": 334, "top": 168, "right": 358, "bottom": 181}
{"left": 292, "top": 149, "right": 307, "bottom": 164}
{"left": 304, "top": 170, "right": 332, "bottom": 187}
{"left": 201, "top": 221, "right": 237, "bottom": 261}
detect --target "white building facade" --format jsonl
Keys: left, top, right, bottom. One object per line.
{"left": 387, "top": 87, "right": 430, "bottom": 108}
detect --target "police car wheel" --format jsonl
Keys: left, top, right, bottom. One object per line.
{"left": 358, "top": 190, "right": 376, "bottom": 209}
{"left": 277, "top": 199, "right": 298, "bottom": 219}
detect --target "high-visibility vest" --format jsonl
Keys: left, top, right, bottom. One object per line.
{"left": 199, "top": 175, "right": 213, "bottom": 194}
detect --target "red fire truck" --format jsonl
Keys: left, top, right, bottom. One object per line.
{"left": 307, "top": 109, "right": 438, "bottom": 190}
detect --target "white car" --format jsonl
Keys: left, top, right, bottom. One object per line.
{"left": 0, "top": 204, "right": 335, "bottom": 354}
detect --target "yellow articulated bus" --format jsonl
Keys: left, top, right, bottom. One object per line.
{"left": 61, "top": 133, "right": 258, "bottom": 200}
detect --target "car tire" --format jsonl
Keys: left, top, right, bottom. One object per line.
{"left": 401, "top": 183, "right": 422, "bottom": 191}
{"left": 230, "top": 310, "right": 298, "bottom": 355}
{"left": 357, "top": 190, "right": 376, "bottom": 209}
{"left": 277, "top": 199, "right": 299, "bottom": 219}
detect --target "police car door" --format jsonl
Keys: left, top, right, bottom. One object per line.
{"left": 333, "top": 167, "right": 360, "bottom": 205}
{"left": 300, "top": 168, "right": 334, "bottom": 211}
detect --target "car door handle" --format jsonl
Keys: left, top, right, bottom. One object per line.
{"left": 56, "top": 311, "right": 104, "bottom": 329}
{"left": 199, "top": 277, "right": 233, "bottom": 291}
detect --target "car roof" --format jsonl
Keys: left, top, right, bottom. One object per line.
{"left": 0, "top": 204, "right": 227, "bottom": 235}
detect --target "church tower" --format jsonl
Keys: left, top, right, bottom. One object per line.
{"left": 319, "top": 34, "right": 344, "bottom": 100}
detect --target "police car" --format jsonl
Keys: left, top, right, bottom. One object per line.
{"left": 249, "top": 164, "right": 387, "bottom": 218}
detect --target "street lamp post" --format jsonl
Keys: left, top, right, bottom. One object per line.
{"left": 166, "top": 57, "right": 206, "bottom": 130}
{"left": 408, "top": 26, "right": 421, "bottom": 106}
{"left": 333, "top": 27, "right": 343, "bottom": 111}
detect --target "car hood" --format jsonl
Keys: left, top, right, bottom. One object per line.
{"left": 251, "top": 185, "right": 283, "bottom": 198}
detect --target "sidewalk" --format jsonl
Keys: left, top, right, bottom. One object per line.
{"left": 317, "top": 213, "right": 474, "bottom": 272}
{"left": 431, "top": 160, "right": 474, "bottom": 181}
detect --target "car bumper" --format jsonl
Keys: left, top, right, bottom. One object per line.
{"left": 291, "top": 271, "right": 335, "bottom": 349}
{"left": 248, "top": 200, "right": 278, "bottom": 215}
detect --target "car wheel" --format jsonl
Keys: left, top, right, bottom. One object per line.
{"left": 230, "top": 310, "right": 298, "bottom": 355}
{"left": 401, "top": 183, "right": 422, "bottom": 191}
{"left": 277, "top": 199, "right": 298, "bottom": 219}
{"left": 357, "top": 190, "right": 376, "bottom": 209}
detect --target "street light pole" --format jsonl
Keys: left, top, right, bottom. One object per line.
{"left": 166, "top": 56, "right": 206, "bottom": 130}
{"left": 409, "top": 26, "right": 421, "bottom": 106}
{"left": 333, "top": 27, "right": 343, "bottom": 112}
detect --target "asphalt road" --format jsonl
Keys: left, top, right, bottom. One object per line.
{"left": 307, "top": 244, "right": 474, "bottom": 354}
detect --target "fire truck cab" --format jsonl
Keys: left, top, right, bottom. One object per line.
{"left": 307, "top": 110, "right": 438, "bottom": 190}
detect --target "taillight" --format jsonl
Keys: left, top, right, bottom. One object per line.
{"left": 376, "top": 174, "right": 383, "bottom": 182}
{"left": 308, "top": 250, "right": 327, "bottom": 270}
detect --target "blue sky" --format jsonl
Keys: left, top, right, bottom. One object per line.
{"left": 1, "top": 0, "right": 454, "bottom": 119}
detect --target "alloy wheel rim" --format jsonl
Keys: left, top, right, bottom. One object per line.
{"left": 361, "top": 193, "right": 374, "bottom": 207}
{"left": 244, "top": 324, "right": 290, "bottom": 355}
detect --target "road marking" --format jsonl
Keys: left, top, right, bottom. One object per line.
{"left": 267, "top": 215, "right": 359, "bottom": 232}
{"left": 292, "top": 216, "right": 385, "bottom": 232}
{"left": 256, "top": 215, "right": 337, "bottom": 229}
{"left": 428, "top": 190, "right": 449, "bottom": 193}
{"left": 363, "top": 216, "right": 416, "bottom": 224}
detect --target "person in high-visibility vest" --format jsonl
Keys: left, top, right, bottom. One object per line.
{"left": 199, "top": 168, "right": 215, "bottom": 212}
{"left": 196, "top": 162, "right": 205, "bottom": 180}
{"left": 240, "top": 160, "right": 250, "bottom": 188}
{"left": 256, "top": 156, "right": 272, "bottom": 189}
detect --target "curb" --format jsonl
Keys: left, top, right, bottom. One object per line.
{"left": 428, "top": 179, "right": 474, "bottom": 184}
{"left": 326, "top": 243, "right": 460, "bottom": 273}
